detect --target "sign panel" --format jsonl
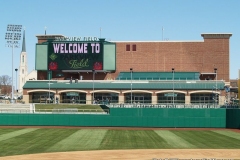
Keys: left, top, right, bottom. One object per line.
{"left": 48, "top": 42, "right": 103, "bottom": 70}
{"left": 66, "top": 92, "right": 79, "bottom": 96}
{"left": 164, "top": 93, "right": 178, "bottom": 97}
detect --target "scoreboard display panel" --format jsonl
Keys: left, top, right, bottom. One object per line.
{"left": 47, "top": 42, "right": 103, "bottom": 71}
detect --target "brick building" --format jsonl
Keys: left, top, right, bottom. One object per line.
{"left": 22, "top": 33, "right": 232, "bottom": 105}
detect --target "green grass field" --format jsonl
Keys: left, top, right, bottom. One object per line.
{"left": 34, "top": 104, "right": 105, "bottom": 112}
{"left": 0, "top": 128, "right": 240, "bottom": 157}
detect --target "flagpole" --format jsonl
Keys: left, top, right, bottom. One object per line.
{"left": 162, "top": 27, "right": 164, "bottom": 41}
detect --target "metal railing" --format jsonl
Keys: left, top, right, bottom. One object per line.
{"left": 34, "top": 109, "right": 109, "bottom": 114}
{"left": 107, "top": 103, "right": 240, "bottom": 109}
{"left": 0, "top": 108, "right": 109, "bottom": 114}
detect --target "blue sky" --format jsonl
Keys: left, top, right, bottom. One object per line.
{"left": 0, "top": 0, "right": 239, "bottom": 81}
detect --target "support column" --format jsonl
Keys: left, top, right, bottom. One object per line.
{"left": 23, "top": 95, "right": 29, "bottom": 104}
{"left": 119, "top": 95, "right": 124, "bottom": 104}
{"left": 86, "top": 94, "right": 92, "bottom": 104}
{"left": 185, "top": 95, "right": 190, "bottom": 104}
{"left": 54, "top": 94, "right": 60, "bottom": 104}
{"left": 152, "top": 95, "right": 157, "bottom": 104}
{"left": 219, "top": 96, "right": 225, "bottom": 105}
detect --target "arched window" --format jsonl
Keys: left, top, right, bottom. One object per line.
{"left": 22, "top": 55, "right": 24, "bottom": 63}
{"left": 22, "top": 69, "right": 24, "bottom": 74}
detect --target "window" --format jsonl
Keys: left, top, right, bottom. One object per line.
{"left": 126, "top": 44, "right": 130, "bottom": 51}
{"left": 157, "top": 93, "right": 185, "bottom": 104}
{"left": 22, "top": 55, "right": 24, "bottom": 63}
{"left": 124, "top": 93, "right": 151, "bottom": 103}
{"left": 191, "top": 93, "right": 215, "bottom": 104}
{"left": 22, "top": 69, "right": 24, "bottom": 74}
{"left": 132, "top": 44, "right": 136, "bottom": 51}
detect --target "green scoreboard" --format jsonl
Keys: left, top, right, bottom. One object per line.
{"left": 35, "top": 38, "right": 116, "bottom": 71}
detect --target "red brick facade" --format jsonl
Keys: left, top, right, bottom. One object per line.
{"left": 36, "top": 33, "right": 232, "bottom": 82}
{"left": 110, "top": 34, "right": 231, "bottom": 82}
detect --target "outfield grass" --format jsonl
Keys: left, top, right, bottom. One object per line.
{"left": 0, "top": 128, "right": 240, "bottom": 157}
{"left": 35, "top": 104, "right": 105, "bottom": 112}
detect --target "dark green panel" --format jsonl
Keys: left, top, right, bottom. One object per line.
{"left": 48, "top": 42, "right": 103, "bottom": 71}
{"left": 226, "top": 109, "right": 240, "bottom": 129}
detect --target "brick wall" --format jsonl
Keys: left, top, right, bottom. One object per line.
{"left": 36, "top": 34, "right": 231, "bottom": 82}
{"left": 112, "top": 35, "right": 231, "bottom": 82}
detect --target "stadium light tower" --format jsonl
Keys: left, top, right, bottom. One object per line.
{"left": 5, "top": 24, "right": 22, "bottom": 103}
{"left": 172, "top": 68, "right": 175, "bottom": 105}
{"left": 130, "top": 68, "right": 133, "bottom": 104}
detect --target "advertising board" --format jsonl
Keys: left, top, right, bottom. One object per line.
{"left": 48, "top": 41, "right": 103, "bottom": 71}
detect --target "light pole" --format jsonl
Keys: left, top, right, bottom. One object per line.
{"left": 15, "top": 68, "right": 18, "bottom": 92}
{"left": 47, "top": 70, "right": 53, "bottom": 103}
{"left": 92, "top": 69, "right": 95, "bottom": 104}
{"left": 130, "top": 68, "right": 133, "bottom": 104}
{"left": 172, "top": 68, "right": 175, "bottom": 105}
{"left": 5, "top": 24, "right": 22, "bottom": 103}
{"left": 48, "top": 70, "right": 51, "bottom": 102}
{"left": 214, "top": 68, "right": 217, "bottom": 105}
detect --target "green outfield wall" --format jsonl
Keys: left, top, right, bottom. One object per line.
{"left": 0, "top": 108, "right": 236, "bottom": 128}
{"left": 226, "top": 109, "right": 240, "bottom": 128}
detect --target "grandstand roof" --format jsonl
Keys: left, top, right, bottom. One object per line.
{"left": 23, "top": 80, "right": 225, "bottom": 90}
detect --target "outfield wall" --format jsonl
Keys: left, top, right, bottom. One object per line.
{"left": 0, "top": 108, "right": 234, "bottom": 128}
{"left": 226, "top": 109, "right": 240, "bottom": 128}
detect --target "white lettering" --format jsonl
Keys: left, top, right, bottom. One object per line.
{"left": 73, "top": 44, "right": 77, "bottom": 53}
{"left": 91, "top": 43, "right": 100, "bottom": 53}
{"left": 95, "top": 43, "right": 100, "bottom": 53}
{"left": 55, "top": 36, "right": 98, "bottom": 41}
{"left": 60, "top": 44, "right": 64, "bottom": 53}
{"left": 78, "top": 44, "right": 84, "bottom": 53}
{"left": 91, "top": 43, "right": 95, "bottom": 53}
{"left": 64, "top": 43, "right": 68, "bottom": 53}
{"left": 69, "top": 43, "right": 72, "bottom": 53}
{"left": 84, "top": 43, "right": 88, "bottom": 53}
{"left": 53, "top": 44, "right": 60, "bottom": 53}
{"left": 53, "top": 43, "right": 99, "bottom": 53}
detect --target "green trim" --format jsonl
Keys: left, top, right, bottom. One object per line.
{"left": 117, "top": 72, "right": 200, "bottom": 80}
{"left": 23, "top": 80, "right": 225, "bottom": 90}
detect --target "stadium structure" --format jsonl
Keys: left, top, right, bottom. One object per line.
{"left": 21, "top": 33, "right": 236, "bottom": 106}
{"left": 1, "top": 32, "right": 240, "bottom": 129}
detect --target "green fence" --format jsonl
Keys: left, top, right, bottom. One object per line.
{"left": 226, "top": 109, "right": 240, "bottom": 128}
{"left": 0, "top": 108, "right": 233, "bottom": 128}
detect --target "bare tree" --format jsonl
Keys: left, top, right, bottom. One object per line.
{"left": 0, "top": 75, "right": 12, "bottom": 95}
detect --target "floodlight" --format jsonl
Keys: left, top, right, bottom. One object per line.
{"left": 5, "top": 24, "right": 22, "bottom": 103}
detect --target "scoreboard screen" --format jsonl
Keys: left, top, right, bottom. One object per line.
{"left": 47, "top": 42, "right": 103, "bottom": 71}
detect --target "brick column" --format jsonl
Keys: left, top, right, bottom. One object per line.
{"left": 219, "top": 96, "right": 225, "bottom": 105}
{"left": 23, "top": 95, "right": 29, "bottom": 104}
{"left": 185, "top": 95, "right": 190, "bottom": 104}
{"left": 86, "top": 94, "right": 92, "bottom": 104}
{"left": 54, "top": 94, "right": 60, "bottom": 104}
{"left": 119, "top": 95, "right": 124, "bottom": 104}
{"left": 152, "top": 95, "right": 157, "bottom": 104}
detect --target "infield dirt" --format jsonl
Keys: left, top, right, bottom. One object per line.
{"left": 0, "top": 149, "right": 240, "bottom": 160}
